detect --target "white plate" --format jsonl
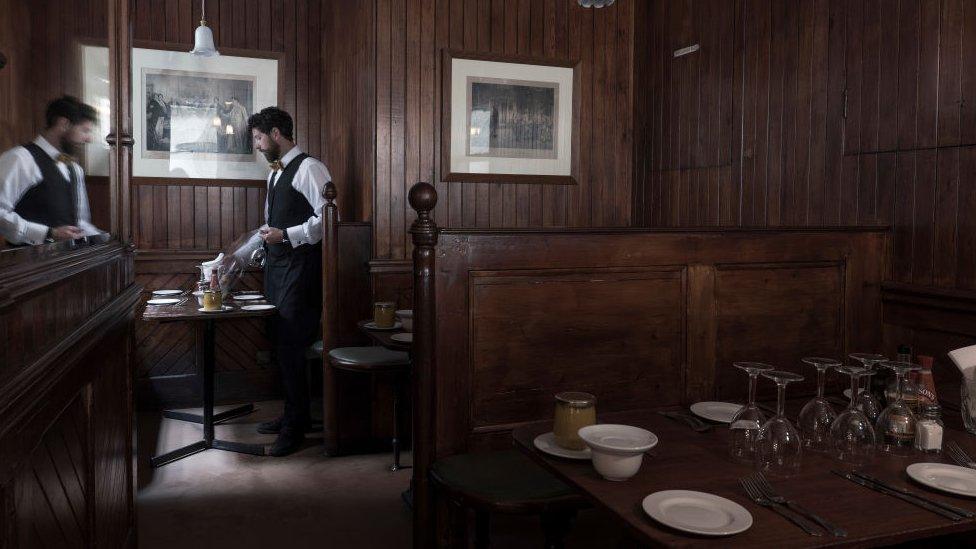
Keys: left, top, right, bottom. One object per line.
{"left": 198, "top": 306, "right": 234, "bottom": 313}
{"left": 241, "top": 304, "right": 276, "bottom": 311}
{"left": 906, "top": 463, "right": 976, "bottom": 497}
{"left": 147, "top": 298, "right": 181, "bottom": 305}
{"left": 233, "top": 294, "right": 265, "bottom": 301}
{"left": 689, "top": 402, "right": 743, "bottom": 424}
{"left": 532, "top": 432, "right": 591, "bottom": 460}
{"left": 152, "top": 289, "right": 182, "bottom": 296}
{"left": 391, "top": 333, "right": 413, "bottom": 343}
{"left": 363, "top": 321, "right": 402, "bottom": 331}
{"left": 642, "top": 490, "right": 753, "bottom": 536}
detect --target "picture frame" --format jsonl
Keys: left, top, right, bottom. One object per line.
{"left": 131, "top": 43, "right": 282, "bottom": 182}
{"left": 441, "top": 50, "right": 580, "bottom": 185}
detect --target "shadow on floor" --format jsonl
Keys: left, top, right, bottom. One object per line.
{"left": 135, "top": 400, "right": 627, "bottom": 548}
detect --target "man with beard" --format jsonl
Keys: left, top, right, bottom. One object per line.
{"left": 244, "top": 106, "right": 331, "bottom": 456}
{"left": 0, "top": 96, "right": 104, "bottom": 246}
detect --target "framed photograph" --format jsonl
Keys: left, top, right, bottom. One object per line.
{"left": 441, "top": 50, "right": 579, "bottom": 185}
{"left": 132, "top": 46, "right": 280, "bottom": 181}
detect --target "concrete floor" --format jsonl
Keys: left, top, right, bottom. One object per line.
{"left": 136, "top": 400, "right": 626, "bottom": 549}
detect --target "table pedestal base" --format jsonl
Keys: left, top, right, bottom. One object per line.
{"left": 149, "top": 320, "right": 268, "bottom": 468}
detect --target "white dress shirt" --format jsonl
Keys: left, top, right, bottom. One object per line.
{"left": 0, "top": 136, "right": 101, "bottom": 245}
{"left": 265, "top": 146, "right": 332, "bottom": 248}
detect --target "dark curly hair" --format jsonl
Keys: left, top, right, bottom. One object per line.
{"left": 45, "top": 95, "right": 97, "bottom": 129}
{"left": 246, "top": 106, "right": 294, "bottom": 141}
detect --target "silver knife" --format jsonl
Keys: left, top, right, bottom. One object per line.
{"left": 851, "top": 471, "right": 975, "bottom": 518}
{"left": 832, "top": 470, "right": 964, "bottom": 521}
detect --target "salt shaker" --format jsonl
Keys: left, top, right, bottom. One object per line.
{"left": 914, "top": 404, "right": 944, "bottom": 454}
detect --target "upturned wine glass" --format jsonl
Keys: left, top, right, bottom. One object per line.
{"left": 797, "top": 357, "right": 841, "bottom": 452}
{"left": 849, "top": 353, "right": 886, "bottom": 421}
{"left": 876, "top": 360, "right": 922, "bottom": 455}
{"left": 729, "top": 362, "right": 775, "bottom": 463}
{"left": 830, "top": 365, "right": 876, "bottom": 465}
{"left": 756, "top": 370, "right": 805, "bottom": 477}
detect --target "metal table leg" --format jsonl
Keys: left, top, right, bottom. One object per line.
{"left": 151, "top": 319, "right": 267, "bottom": 467}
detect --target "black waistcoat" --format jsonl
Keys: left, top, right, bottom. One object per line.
{"left": 266, "top": 153, "right": 316, "bottom": 257}
{"left": 14, "top": 143, "right": 78, "bottom": 229}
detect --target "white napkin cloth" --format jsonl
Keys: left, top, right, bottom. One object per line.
{"left": 949, "top": 344, "right": 976, "bottom": 384}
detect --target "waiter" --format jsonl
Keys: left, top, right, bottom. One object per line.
{"left": 246, "top": 106, "right": 330, "bottom": 456}
{"left": 0, "top": 95, "right": 103, "bottom": 245}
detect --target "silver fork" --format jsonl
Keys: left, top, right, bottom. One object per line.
{"left": 739, "top": 477, "right": 824, "bottom": 536}
{"left": 751, "top": 473, "right": 847, "bottom": 537}
{"left": 946, "top": 440, "right": 976, "bottom": 469}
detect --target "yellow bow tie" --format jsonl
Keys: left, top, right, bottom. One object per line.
{"left": 269, "top": 160, "right": 283, "bottom": 171}
{"left": 57, "top": 153, "right": 74, "bottom": 164}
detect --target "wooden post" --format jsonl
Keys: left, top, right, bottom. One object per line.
{"left": 409, "top": 182, "right": 438, "bottom": 548}
{"left": 321, "top": 181, "right": 341, "bottom": 456}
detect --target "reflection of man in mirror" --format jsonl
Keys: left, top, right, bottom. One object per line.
{"left": 241, "top": 106, "right": 332, "bottom": 456}
{"left": 0, "top": 96, "right": 104, "bottom": 246}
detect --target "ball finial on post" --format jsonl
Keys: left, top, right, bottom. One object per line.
{"left": 408, "top": 181, "right": 437, "bottom": 214}
{"left": 323, "top": 181, "right": 337, "bottom": 203}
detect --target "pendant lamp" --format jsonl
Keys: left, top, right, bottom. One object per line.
{"left": 190, "top": 0, "right": 220, "bottom": 57}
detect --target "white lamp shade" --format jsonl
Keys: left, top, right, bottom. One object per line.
{"left": 190, "top": 24, "right": 220, "bottom": 56}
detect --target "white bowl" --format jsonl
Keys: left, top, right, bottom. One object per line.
{"left": 578, "top": 424, "right": 658, "bottom": 481}
{"left": 193, "top": 291, "right": 205, "bottom": 306}
{"left": 395, "top": 309, "right": 413, "bottom": 332}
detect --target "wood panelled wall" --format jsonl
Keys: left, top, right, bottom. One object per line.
{"left": 357, "top": 0, "right": 635, "bottom": 262}
{"left": 634, "top": 0, "right": 976, "bottom": 295}
{"left": 0, "top": 242, "right": 138, "bottom": 547}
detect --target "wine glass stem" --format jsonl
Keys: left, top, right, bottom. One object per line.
{"left": 816, "top": 368, "right": 826, "bottom": 398}
{"left": 895, "top": 372, "right": 904, "bottom": 402}
{"left": 747, "top": 373, "right": 758, "bottom": 405}
{"left": 776, "top": 383, "right": 786, "bottom": 417}
{"left": 848, "top": 374, "right": 859, "bottom": 409}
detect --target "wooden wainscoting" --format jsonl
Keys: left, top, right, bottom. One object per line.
{"left": 424, "top": 228, "right": 885, "bottom": 455}
{"left": 0, "top": 241, "right": 138, "bottom": 547}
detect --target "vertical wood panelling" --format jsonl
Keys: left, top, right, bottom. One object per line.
{"left": 363, "top": 0, "right": 634, "bottom": 261}
{"left": 635, "top": 0, "right": 976, "bottom": 293}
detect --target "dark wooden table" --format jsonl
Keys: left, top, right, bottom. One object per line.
{"left": 357, "top": 320, "right": 412, "bottom": 351}
{"left": 143, "top": 295, "right": 277, "bottom": 467}
{"left": 513, "top": 405, "right": 976, "bottom": 548}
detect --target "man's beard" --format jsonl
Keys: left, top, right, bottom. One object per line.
{"left": 60, "top": 136, "right": 78, "bottom": 157}
{"left": 260, "top": 143, "right": 280, "bottom": 162}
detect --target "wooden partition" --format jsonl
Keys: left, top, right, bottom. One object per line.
{"left": 0, "top": 240, "right": 139, "bottom": 547}
{"left": 406, "top": 183, "right": 888, "bottom": 545}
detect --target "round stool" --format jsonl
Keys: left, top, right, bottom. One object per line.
{"left": 430, "top": 450, "right": 586, "bottom": 548}
{"left": 328, "top": 346, "right": 411, "bottom": 470}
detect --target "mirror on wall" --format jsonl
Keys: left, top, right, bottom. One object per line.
{"left": 0, "top": 0, "right": 116, "bottom": 255}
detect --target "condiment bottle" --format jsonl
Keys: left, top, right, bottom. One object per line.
{"left": 916, "top": 355, "right": 938, "bottom": 407}
{"left": 553, "top": 392, "right": 596, "bottom": 451}
{"left": 203, "top": 268, "right": 222, "bottom": 311}
{"left": 914, "top": 404, "right": 944, "bottom": 454}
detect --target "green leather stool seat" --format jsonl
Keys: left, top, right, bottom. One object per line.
{"left": 430, "top": 450, "right": 585, "bottom": 548}
{"left": 328, "top": 346, "right": 410, "bottom": 372}
{"left": 306, "top": 340, "right": 324, "bottom": 359}
{"left": 430, "top": 450, "right": 578, "bottom": 510}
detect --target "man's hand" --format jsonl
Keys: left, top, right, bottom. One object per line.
{"left": 259, "top": 227, "right": 285, "bottom": 244}
{"left": 49, "top": 225, "right": 84, "bottom": 241}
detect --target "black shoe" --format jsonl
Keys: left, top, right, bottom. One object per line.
{"left": 269, "top": 429, "right": 305, "bottom": 457}
{"left": 257, "top": 417, "right": 283, "bottom": 434}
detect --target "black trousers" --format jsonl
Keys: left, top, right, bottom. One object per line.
{"left": 264, "top": 244, "right": 322, "bottom": 431}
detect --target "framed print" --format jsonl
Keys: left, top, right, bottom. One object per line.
{"left": 441, "top": 50, "right": 579, "bottom": 185}
{"left": 131, "top": 46, "right": 280, "bottom": 181}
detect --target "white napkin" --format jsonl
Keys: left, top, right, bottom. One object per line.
{"left": 948, "top": 344, "right": 976, "bottom": 384}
